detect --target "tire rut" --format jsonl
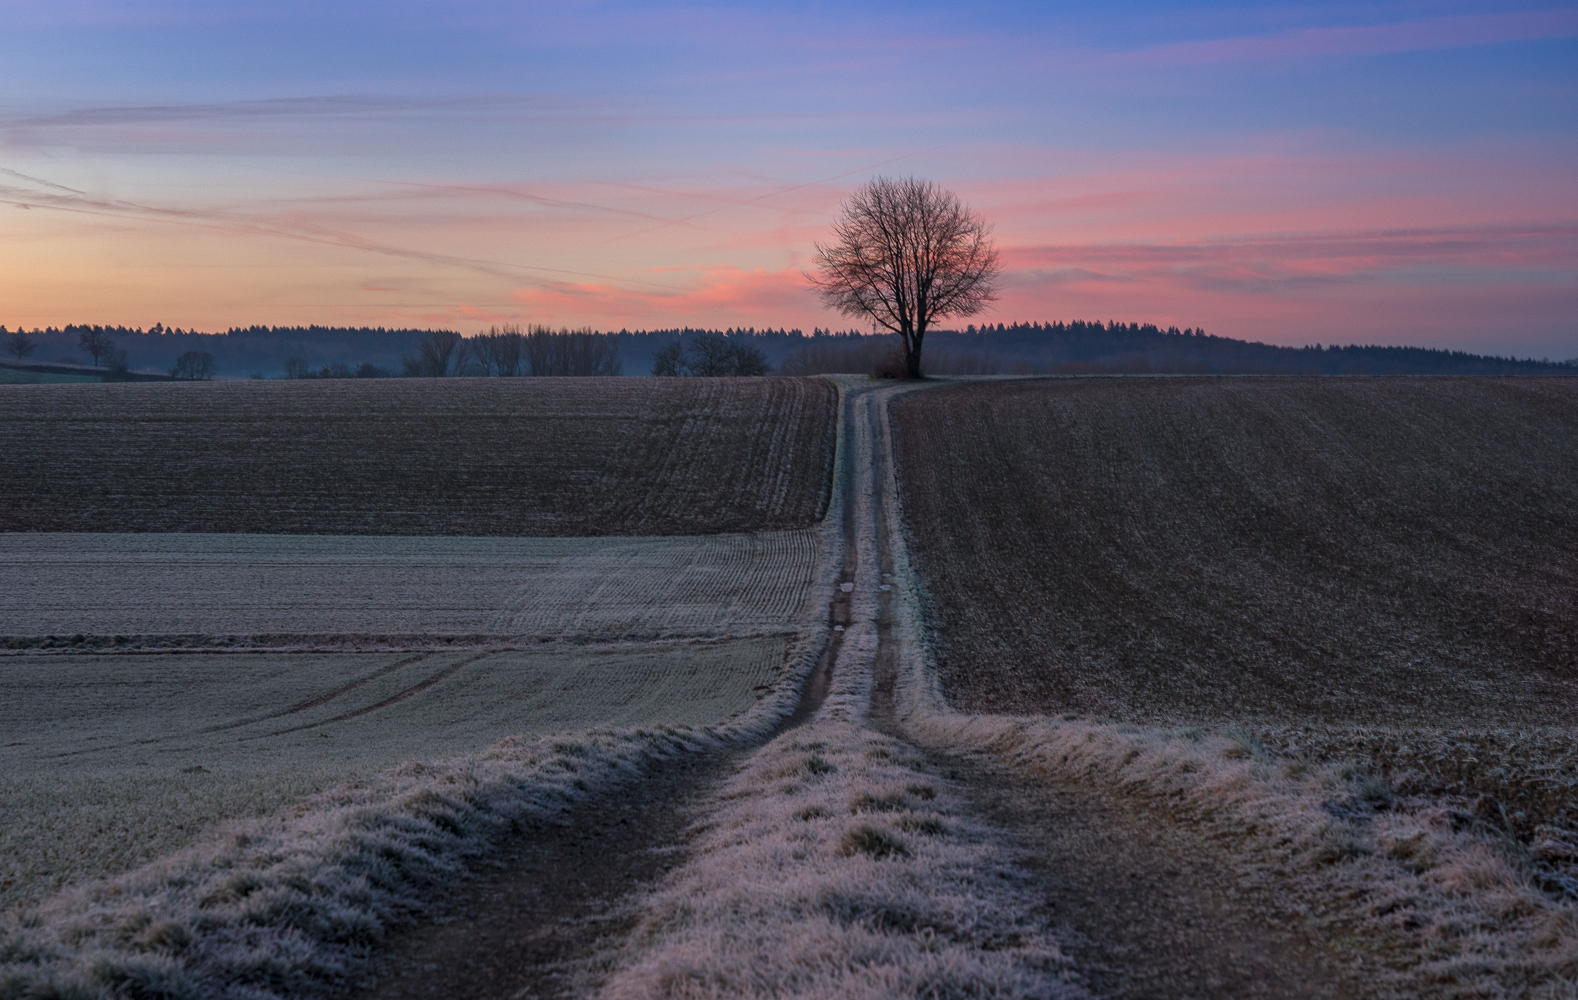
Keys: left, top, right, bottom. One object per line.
{"left": 863, "top": 382, "right": 1375, "bottom": 1000}
{"left": 201, "top": 652, "right": 433, "bottom": 734}
{"left": 267, "top": 652, "right": 492, "bottom": 737}
{"left": 346, "top": 748, "right": 740, "bottom": 1000}
{"left": 341, "top": 382, "right": 859, "bottom": 1000}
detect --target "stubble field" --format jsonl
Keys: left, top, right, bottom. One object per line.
{"left": 0, "top": 376, "right": 836, "bottom": 536}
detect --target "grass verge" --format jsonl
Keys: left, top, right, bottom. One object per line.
{"left": 877, "top": 384, "right": 1578, "bottom": 1000}
{"left": 596, "top": 629, "right": 1087, "bottom": 1000}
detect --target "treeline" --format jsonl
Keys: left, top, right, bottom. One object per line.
{"left": 0, "top": 324, "right": 451, "bottom": 380}
{"left": 3, "top": 320, "right": 1571, "bottom": 379}
{"left": 393, "top": 327, "right": 622, "bottom": 377}
{"left": 607, "top": 328, "right": 864, "bottom": 374}
{"left": 941, "top": 321, "right": 1577, "bottom": 376}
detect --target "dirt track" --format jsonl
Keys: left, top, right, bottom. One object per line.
{"left": 342, "top": 378, "right": 1383, "bottom": 998}
{"left": 346, "top": 747, "right": 741, "bottom": 1000}
{"left": 861, "top": 384, "right": 1370, "bottom": 999}
{"left": 338, "top": 395, "right": 859, "bottom": 1000}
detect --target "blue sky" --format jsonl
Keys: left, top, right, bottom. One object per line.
{"left": 2, "top": 0, "right": 1574, "bottom": 355}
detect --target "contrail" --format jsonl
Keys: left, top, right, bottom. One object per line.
{"left": 0, "top": 170, "right": 689, "bottom": 292}
{"left": 0, "top": 166, "right": 87, "bottom": 195}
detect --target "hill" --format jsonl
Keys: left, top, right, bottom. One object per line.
{"left": 891, "top": 376, "right": 1578, "bottom": 727}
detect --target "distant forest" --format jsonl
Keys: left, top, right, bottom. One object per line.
{"left": 1, "top": 320, "right": 1572, "bottom": 379}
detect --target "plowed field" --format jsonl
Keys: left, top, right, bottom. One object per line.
{"left": 0, "top": 377, "right": 835, "bottom": 535}
{"left": 891, "top": 377, "right": 1578, "bottom": 729}
{"left": 0, "top": 639, "right": 789, "bottom": 911}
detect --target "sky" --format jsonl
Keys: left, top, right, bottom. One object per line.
{"left": 1, "top": 0, "right": 1574, "bottom": 357}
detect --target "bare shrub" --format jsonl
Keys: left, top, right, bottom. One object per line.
{"left": 870, "top": 346, "right": 908, "bottom": 379}
{"left": 99, "top": 348, "right": 131, "bottom": 382}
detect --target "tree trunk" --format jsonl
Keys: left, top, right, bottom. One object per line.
{"left": 905, "top": 325, "right": 926, "bottom": 379}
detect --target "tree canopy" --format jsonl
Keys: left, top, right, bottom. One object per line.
{"left": 808, "top": 177, "right": 1000, "bottom": 378}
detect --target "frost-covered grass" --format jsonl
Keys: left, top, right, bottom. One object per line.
{"left": 1, "top": 530, "right": 818, "bottom": 640}
{"left": 1, "top": 639, "right": 790, "bottom": 913}
{"left": 0, "top": 379, "right": 844, "bottom": 999}
{"left": 0, "top": 616, "right": 826, "bottom": 1000}
{"left": 596, "top": 614, "right": 1086, "bottom": 1000}
{"left": 589, "top": 383, "right": 1086, "bottom": 1000}
{"left": 904, "top": 714, "right": 1578, "bottom": 998}
{"left": 598, "top": 716, "right": 1086, "bottom": 1000}
{"left": 873, "top": 383, "right": 1578, "bottom": 1000}
{"left": 0, "top": 724, "right": 747, "bottom": 1000}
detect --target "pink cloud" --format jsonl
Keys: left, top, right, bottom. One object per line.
{"left": 991, "top": 223, "right": 1578, "bottom": 353}
{"left": 509, "top": 266, "right": 827, "bottom": 329}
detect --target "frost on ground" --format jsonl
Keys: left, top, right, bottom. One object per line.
{"left": 0, "top": 725, "right": 735, "bottom": 1000}
{"left": 0, "top": 530, "right": 818, "bottom": 641}
{"left": 877, "top": 381, "right": 1578, "bottom": 999}
{"left": 0, "top": 639, "right": 791, "bottom": 913}
{"left": 595, "top": 622, "right": 1087, "bottom": 1000}
{"left": 0, "top": 376, "right": 847, "bottom": 998}
{"left": 0, "top": 625, "right": 826, "bottom": 1000}
{"left": 589, "top": 379, "right": 1085, "bottom": 1000}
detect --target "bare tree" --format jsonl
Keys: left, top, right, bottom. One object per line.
{"left": 473, "top": 325, "right": 525, "bottom": 376}
{"left": 649, "top": 332, "right": 768, "bottom": 376}
{"left": 808, "top": 176, "right": 1000, "bottom": 379}
{"left": 686, "top": 331, "right": 739, "bottom": 376}
{"left": 402, "top": 331, "right": 464, "bottom": 377}
{"left": 523, "top": 326, "right": 621, "bottom": 376}
{"left": 651, "top": 340, "right": 684, "bottom": 376}
{"left": 169, "top": 350, "right": 217, "bottom": 380}
{"left": 5, "top": 330, "right": 35, "bottom": 361}
{"left": 77, "top": 326, "right": 116, "bottom": 367}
